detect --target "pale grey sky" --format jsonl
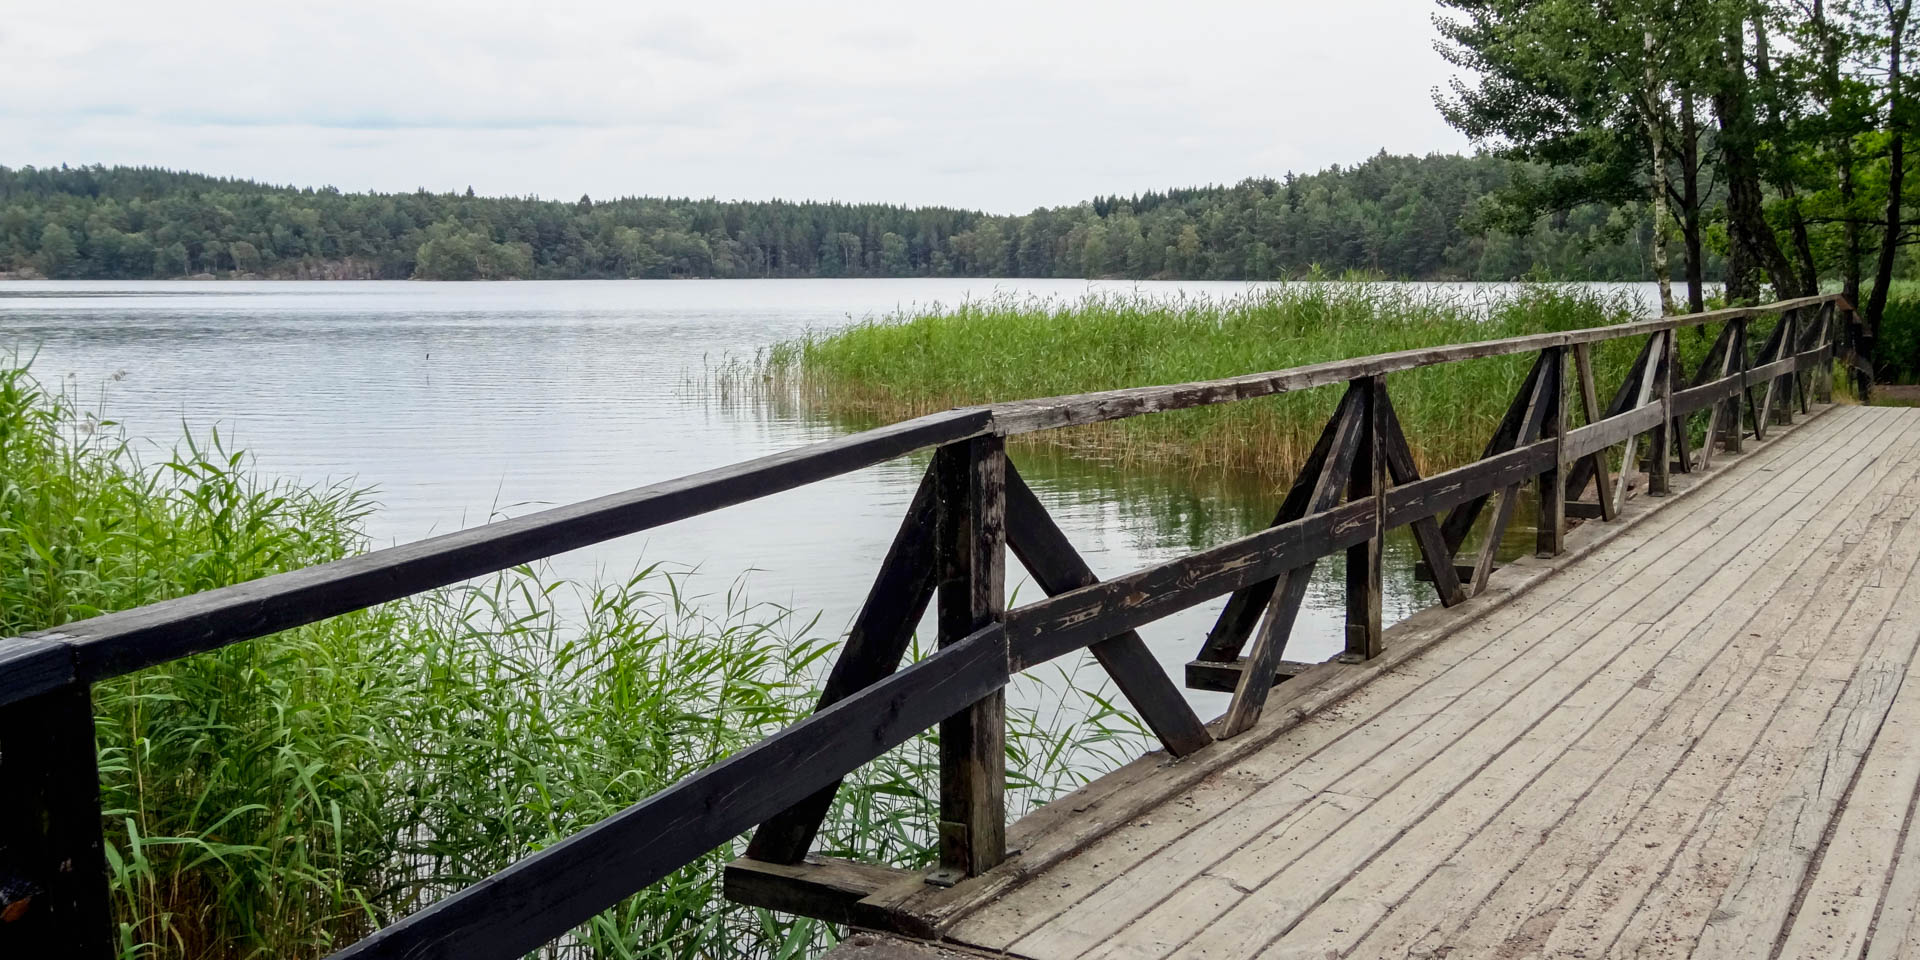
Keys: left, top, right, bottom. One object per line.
{"left": 2, "top": 0, "right": 1472, "bottom": 213}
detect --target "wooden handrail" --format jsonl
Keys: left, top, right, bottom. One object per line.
{"left": 0, "top": 293, "right": 1852, "bottom": 959}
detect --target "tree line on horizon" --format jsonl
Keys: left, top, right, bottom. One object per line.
{"left": 0, "top": 156, "right": 1663, "bottom": 285}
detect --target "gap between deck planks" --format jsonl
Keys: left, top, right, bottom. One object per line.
{"left": 925, "top": 406, "right": 1920, "bottom": 960}
{"left": 831, "top": 402, "right": 1909, "bottom": 957}
{"left": 972, "top": 406, "right": 1899, "bottom": 960}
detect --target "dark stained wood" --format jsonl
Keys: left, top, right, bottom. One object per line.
{"left": 1565, "top": 502, "right": 1608, "bottom": 520}
{"left": 985, "top": 296, "right": 1839, "bottom": 437}
{"left": 1219, "top": 383, "right": 1367, "bottom": 738}
{"left": 330, "top": 624, "right": 1009, "bottom": 960}
{"left": 1538, "top": 348, "right": 1567, "bottom": 557}
{"left": 747, "top": 467, "right": 941, "bottom": 864}
{"left": 1184, "top": 657, "right": 1317, "bottom": 694}
{"left": 1564, "top": 403, "right": 1667, "bottom": 460}
{"left": 1749, "top": 313, "right": 1790, "bottom": 440}
{"left": 1471, "top": 358, "right": 1552, "bottom": 594}
{"left": 1564, "top": 332, "right": 1657, "bottom": 507}
{"left": 1728, "top": 317, "right": 1751, "bottom": 452}
{"left": 1382, "top": 440, "right": 1559, "bottom": 529}
{"left": 1002, "top": 465, "right": 1212, "bottom": 757}
{"left": 1193, "top": 387, "right": 1354, "bottom": 666}
{"left": 1650, "top": 332, "right": 1674, "bottom": 496}
{"left": 1377, "top": 394, "right": 1467, "bottom": 607}
{"left": 1440, "top": 354, "right": 1548, "bottom": 555}
{"left": 1346, "top": 377, "right": 1387, "bottom": 660}
{"left": 44, "top": 407, "right": 993, "bottom": 686}
{"left": 1009, "top": 497, "right": 1377, "bottom": 671}
{"left": 934, "top": 437, "right": 1007, "bottom": 878}
{"left": 1415, "top": 561, "right": 1495, "bottom": 583}
{"left": 1569, "top": 342, "right": 1618, "bottom": 522}
{"left": 0, "top": 684, "right": 113, "bottom": 959}
{"left": 1672, "top": 375, "right": 1745, "bottom": 418}
{"left": 0, "top": 637, "right": 75, "bottom": 709}
{"left": 723, "top": 856, "right": 925, "bottom": 933}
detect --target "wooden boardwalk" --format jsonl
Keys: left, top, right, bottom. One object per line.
{"left": 844, "top": 403, "right": 1920, "bottom": 960}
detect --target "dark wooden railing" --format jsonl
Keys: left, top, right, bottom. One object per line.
{"left": 0, "top": 293, "right": 1848, "bottom": 958}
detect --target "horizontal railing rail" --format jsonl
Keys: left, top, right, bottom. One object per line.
{"left": 0, "top": 293, "right": 1850, "bottom": 958}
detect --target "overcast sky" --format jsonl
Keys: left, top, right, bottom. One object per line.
{"left": 3, "top": 0, "right": 1473, "bottom": 213}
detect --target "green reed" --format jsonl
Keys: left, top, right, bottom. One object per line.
{"left": 0, "top": 366, "right": 1141, "bottom": 959}
{"left": 761, "top": 284, "right": 1653, "bottom": 477}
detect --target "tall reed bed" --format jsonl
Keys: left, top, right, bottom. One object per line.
{"left": 763, "top": 284, "right": 1651, "bottom": 476}
{"left": 0, "top": 366, "right": 1138, "bottom": 959}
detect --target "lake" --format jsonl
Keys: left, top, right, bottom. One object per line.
{"left": 0, "top": 278, "right": 1666, "bottom": 721}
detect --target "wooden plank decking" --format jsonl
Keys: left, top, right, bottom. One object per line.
{"left": 852, "top": 404, "right": 1920, "bottom": 960}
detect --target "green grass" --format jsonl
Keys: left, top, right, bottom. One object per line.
{"left": 761, "top": 284, "right": 1656, "bottom": 476}
{"left": 0, "top": 365, "right": 1139, "bottom": 959}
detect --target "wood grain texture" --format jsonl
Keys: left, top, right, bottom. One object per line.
{"left": 747, "top": 466, "right": 941, "bottom": 863}
{"left": 41, "top": 407, "right": 992, "bottom": 683}
{"left": 0, "top": 684, "right": 113, "bottom": 959}
{"left": 1003, "top": 464, "right": 1211, "bottom": 757}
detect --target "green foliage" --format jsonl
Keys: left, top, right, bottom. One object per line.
{"left": 0, "top": 160, "right": 1653, "bottom": 282}
{"left": 1874, "top": 294, "right": 1920, "bottom": 382}
{"left": 763, "top": 283, "right": 1645, "bottom": 476}
{"left": 0, "top": 366, "right": 1138, "bottom": 959}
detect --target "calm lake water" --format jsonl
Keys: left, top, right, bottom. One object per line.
{"left": 0, "top": 279, "right": 1666, "bottom": 720}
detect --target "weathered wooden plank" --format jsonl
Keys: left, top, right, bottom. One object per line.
{"left": 1007, "top": 497, "right": 1376, "bottom": 672}
{"left": 1414, "top": 561, "right": 1492, "bottom": 583}
{"left": 1564, "top": 334, "right": 1653, "bottom": 511}
{"left": 1671, "top": 374, "right": 1744, "bottom": 417}
{"left": 1182, "top": 657, "right": 1316, "bottom": 694}
{"left": 330, "top": 624, "right": 1008, "bottom": 960}
{"left": 986, "top": 297, "right": 1841, "bottom": 437}
{"left": 1569, "top": 341, "right": 1617, "bottom": 521}
{"left": 1377, "top": 392, "right": 1467, "bottom": 606}
{"left": 747, "top": 467, "right": 940, "bottom": 864}
{"left": 1193, "top": 387, "right": 1355, "bottom": 665}
{"left": 1651, "top": 331, "right": 1674, "bottom": 494}
{"left": 0, "top": 637, "right": 75, "bottom": 710}
{"left": 40, "top": 407, "right": 993, "bottom": 685}
{"left": 1357, "top": 408, "right": 1910, "bottom": 960}
{"left": 1002, "top": 464, "right": 1211, "bottom": 757}
{"left": 1439, "top": 355, "right": 1547, "bottom": 555}
{"left": 934, "top": 437, "right": 1007, "bottom": 879}
{"left": 941, "top": 405, "right": 1844, "bottom": 951}
{"left": 1538, "top": 348, "right": 1567, "bottom": 557}
{"left": 1082, "top": 408, "right": 1887, "bottom": 960}
{"left": 1381, "top": 442, "right": 1558, "bottom": 531}
{"left": 1610, "top": 332, "right": 1666, "bottom": 512}
{"left": 0, "top": 684, "right": 113, "bottom": 959}
{"left": 1290, "top": 411, "right": 1916, "bottom": 960}
{"left": 1346, "top": 377, "right": 1387, "bottom": 659}
{"left": 1219, "top": 384, "right": 1367, "bottom": 737}
{"left": 1470, "top": 357, "right": 1552, "bottom": 594}
{"left": 723, "top": 856, "right": 925, "bottom": 933}
{"left": 1563, "top": 401, "right": 1666, "bottom": 460}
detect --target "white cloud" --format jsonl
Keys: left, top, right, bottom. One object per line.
{"left": 0, "top": 0, "right": 1471, "bottom": 211}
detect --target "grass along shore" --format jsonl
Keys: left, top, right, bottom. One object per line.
{"left": 0, "top": 366, "right": 1142, "bottom": 960}
{"left": 761, "top": 284, "right": 1664, "bottom": 478}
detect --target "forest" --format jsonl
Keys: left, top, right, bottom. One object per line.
{"left": 1434, "top": 0, "right": 1918, "bottom": 380}
{"left": 0, "top": 155, "right": 1658, "bottom": 285}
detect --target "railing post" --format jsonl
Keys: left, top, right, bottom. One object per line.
{"left": 0, "top": 683, "right": 114, "bottom": 959}
{"left": 1344, "top": 376, "right": 1386, "bottom": 661}
{"left": 1774, "top": 311, "right": 1789, "bottom": 424}
{"left": 1649, "top": 331, "right": 1673, "bottom": 497}
{"left": 1538, "top": 348, "right": 1567, "bottom": 556}
{"left": 1726, "top": 317, "right": 1748, "bottom": 453}
{"left": 933, "top": 436, "right": 1007, "bottom": 879}
{"left": 1817, "top": 301, "right": 1836, "bottom": 404}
